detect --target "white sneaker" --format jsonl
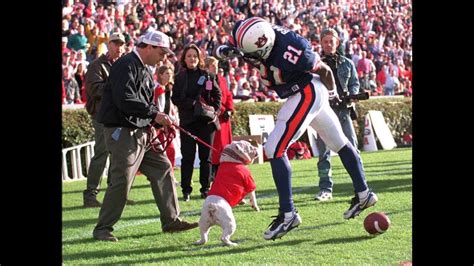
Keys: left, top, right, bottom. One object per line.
{"left": 314, "top": 190, "right": 333, "bottom": 201}
{"left": 263, "top": 211, "right": 302, "bottom": 240}
{"left": 343, "top": 191, "right": 378, "bottom": 219}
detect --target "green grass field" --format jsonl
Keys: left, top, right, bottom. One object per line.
{"left": 62, "top": 148, "right": 412, "bottom": 265}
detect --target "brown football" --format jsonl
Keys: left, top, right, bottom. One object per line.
{"left": 364, "top": 212, "right": 391, "bottom": 234}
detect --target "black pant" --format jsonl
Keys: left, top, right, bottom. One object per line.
{"left": 179, "top": 121, "right": 215, "bottom": 195}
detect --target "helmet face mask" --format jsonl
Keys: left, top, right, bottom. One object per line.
{"left": 242, "top": 53, "right": 262, "bottom": 67}
{"left": 232, "top": 17, "right": 275, "bottom": 62}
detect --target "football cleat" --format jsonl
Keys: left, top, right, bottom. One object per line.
{"left": 343, "top": 191, "right": 378, "bottom": 219}
{"left": 263, "top": 211, "right": 302, "bottom": 240}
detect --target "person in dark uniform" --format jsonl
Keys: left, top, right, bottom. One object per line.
{"left": 93, "top": 30, "right": 198, "bottom": 242}
{"left": 171, "top": 44, "right": 222, "bottom": 202}
{"left": 215, "top": 17, "right": 377, "bottom": 241}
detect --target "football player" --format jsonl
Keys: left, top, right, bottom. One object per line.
{"left": 215, "top": 17, "right": 378, "bottom": 240}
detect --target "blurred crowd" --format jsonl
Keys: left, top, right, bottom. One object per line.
{"left": 62, "top": 0, "right": 412, "bottom": 105}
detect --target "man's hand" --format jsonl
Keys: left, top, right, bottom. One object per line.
{"left": 328, "top": 89, "right": 341, "bottom": 104}
{"left": 215, "top": 45, "right": 243, "bottom": 60}
{"left": 154, "top": 112, "right": 172, "bottom": 126}
{"left": 161, "top": 124, "right": 176, "bottom": 136}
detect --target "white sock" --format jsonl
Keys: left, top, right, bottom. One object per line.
{"left": 358, "top": 189, "right": 369, "bottom": 201}
{"left": 284, "top": 211, "right": 294, "bottom": 222}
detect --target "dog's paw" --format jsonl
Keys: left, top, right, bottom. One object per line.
{"left": 223, "top": 240, "right": 238, "bottom": 246}
{"left": 193, "top": 239, "right": 206, "bottom": 245}
{"left": 252, "top": 205, "right": 260, "bottom": 212}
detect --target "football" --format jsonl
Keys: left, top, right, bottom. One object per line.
{"left": 364, "top": 212, "right": 391, "bottom": 235}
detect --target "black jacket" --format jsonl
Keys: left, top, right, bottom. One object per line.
{"left": 97, "top": 51, "right": 159, "bottom": 128}
{"left": 171, "top": 68, "right": 222, "bottom": 130}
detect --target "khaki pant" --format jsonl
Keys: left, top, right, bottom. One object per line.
{"left": 94, "top": 127, "right": 180, "bottom": 233}
{"left": 84, "top": 119, "right": 109, "bottom": 198}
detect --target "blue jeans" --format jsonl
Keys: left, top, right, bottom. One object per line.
{"left": 316, "top": 107, "right": 359, "bottom": 192}
{"left": 384, "top": 86, "right": 394, "bottom": 96}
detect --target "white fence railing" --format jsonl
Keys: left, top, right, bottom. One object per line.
{"left": 62, "top": 141, "right": 109, "bottom": 181}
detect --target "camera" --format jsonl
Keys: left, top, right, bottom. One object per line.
{"left": 330, "top": 92, "right": 370, "bottom": 120}
{"left": 343, "top": 91, "right": 370, "bottom": 101}
{"left": 330, "top": 91, "right": 369, "bottom": 108}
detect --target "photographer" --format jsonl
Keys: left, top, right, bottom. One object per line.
{"left": 314, "top": 28, "right": 363, "bottom": 202}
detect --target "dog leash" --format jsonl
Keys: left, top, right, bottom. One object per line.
{"left": 172, "top": 122, "right": 217, "bottom": 152}
{"left": 147, "top": 125, "right": 176, "bottom": 153}
{"left": 148, "top": 121, "right": 217, "bottom": 152}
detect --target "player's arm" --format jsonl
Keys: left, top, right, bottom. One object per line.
{"left": 214, "top": 44, "right": 243, "bottom": 60}
{"left": 303, "top": 51, "right": 339, "bottom": 101}
{"left": 311, "top": 61, "right": 337, "bottom": 93}
{"left": 293, "top": 37, "right": 337, "bottom": 94}
{"left": 313, "top": 61, "right": 340, "bottom": 102}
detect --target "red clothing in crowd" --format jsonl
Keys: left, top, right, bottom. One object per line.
{"left": 357, "top": 58, "right": 371, "bottom": 75}
{"left": 401, "top": 68, "right": 412, "bottom": 82}
{"left": 208, "top": 162, "right": 256, "bottom": 207}
{"left": 62, "top": 80, "right": 66, "bottom": 104}
{"left": 376, "top": 69, "right": 386, "bottom": 85}
{"left": 153, "top": 84, "right": 165, "bottom": 104}
{"left": 211, "top": 74, "right": 234, "bottom": 165}
{"left": 154, "top": 84, "right": 176, "bottom": 168}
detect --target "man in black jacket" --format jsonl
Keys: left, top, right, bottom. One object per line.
{"left": 93, "top": 30, "right": 198, "bottom": 242}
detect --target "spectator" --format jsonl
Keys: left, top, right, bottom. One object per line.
{"left": 235, "top": 79, "right": 252, "bottom": 101}
{"left": 62, "top": 18, "right": 71, "bottom": 37}
{"left": 62, "top": 37, "right": 71, "bottom": 55}
{"left": 74, "top": 62, "right": 87, "bottom": 103}
{"left": 171, "top": 44, "right": 222, "bottom": 202}
{"left": 383, "top": 66, "right": 398, "bottom": 96}
{"left": 62, "top": 79, "right": 66, "bottom": 105}
{"left": 356, "top": 51, "right": 376, "bottom": 77}
{"left": 62, "top": 50, "right": 71, "bottom": 69}
{"left": 85, "top": 23, "right": 108, "bottom": 61}
{"left": 205, "top": 56, "right": 234, "bottom": 182}
{"left": 67, "top": 24, "right": 89, "bottom": 52}
{"left": 83, "top": 32, "right": 128, "bottom": 208}
{"left": 63, "top": 66, "right": 81, "bottom": 104}
{"left": 229, "top": 78, "right": 238, "bottom": 96}
{"left": 75, "top": 49, "right": 89, "bottom": 69}
{"left": 368, "top": 72, "right": 378, "bottom": 95}
{"left": 153, "top": 64, "right": 178, "bottom": 169}
{"left": 314, "top": 28, "right": 363, "bottom": 202}
{"left": 61, "top": 0, "right": 411, "bottom": 102}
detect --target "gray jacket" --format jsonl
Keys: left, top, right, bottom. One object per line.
{"left": 85, "top": 54, "right": 111, "bottom": 118}
{"left": 325, "top": 54, "right": 360, "bottom": 95}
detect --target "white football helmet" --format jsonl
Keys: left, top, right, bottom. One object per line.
{"left": 231, "top": 17, "right": 275, "bottom": 60}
